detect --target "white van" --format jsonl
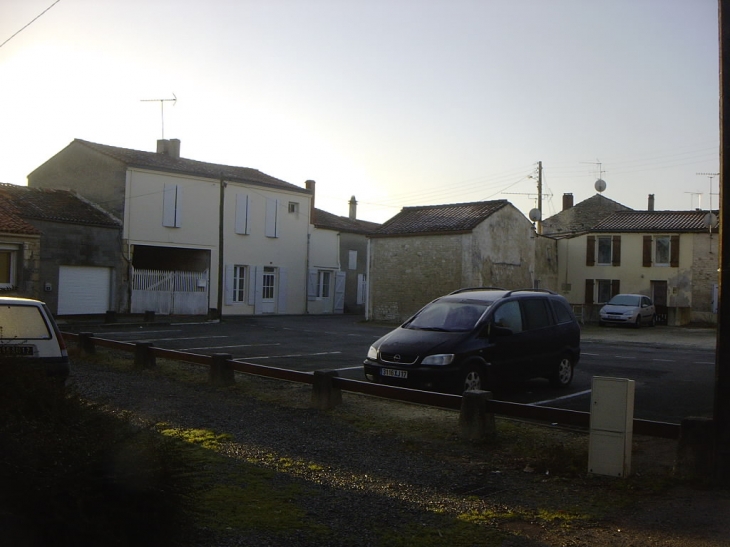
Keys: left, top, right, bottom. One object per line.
{"left": 0, "top": 297, "right": 70, "bottom": 382}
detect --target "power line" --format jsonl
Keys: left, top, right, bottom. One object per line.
{"left": 0, "top": 0, "right": 62, "bottom": 50}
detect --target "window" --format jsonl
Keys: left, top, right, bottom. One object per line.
{"left": 552, "top": 299, "right": 574, "bottom": 324}
{"left": 597, "top": 280, "right": 612, "bottom": 303}
{"left": 232, "top": 265, "right": 247, "bottom": 302}
{"left": 162, "top": 183, "right": 182, "bottom": 227}
{"left": 318, "top": 271, "right": 331, "bottom": 298}
{"left": 288, "top": 202, "right": 299, "bottom": 214}
{"left": 596, "top": 279, "right": 620, "bottom": 303}
{"left": 587, "top": 235, "right": 621, "bottom": 266}
{"left": 522, "top": 299, "right": 552, "bottom": 330}
{"left": 492, "top": 301, "right": 523, "bottom": 333}
{"left": 597, "top": 237, "right": 612, "bottom": 265}
{"left": 655, "top": 236, "right": 670, "bottom": 266}
{"left": 0, "top": 247, "right": 17, "bottom": 289}
{"left": 348, "top": 250, "right": 357, "bottom": 270}
{"left": 262, "top": 267, "right": 276, "bottom": 299}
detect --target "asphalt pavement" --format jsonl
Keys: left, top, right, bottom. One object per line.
{"left": 580, "top": 323, "right": 717, "bottom": 350}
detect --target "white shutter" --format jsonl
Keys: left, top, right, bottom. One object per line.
{"left": 357, "top": 273, "right": 366, "bottom": 305}
{"left": 265, "top": 198, "right": 278, "bottom": 237}
{"left": 224, "top": 265, "right": 234, "bottom": 305}
{"left": 307, "top": 269, "right": 318, "bottom": 301}
{"left": 253, "top": 266, "right": 264, "bottom": 313}
{"left": 248, "top": 265, "right": 258, "bottom": 305}
{"left": 334, "top": 271, "right": 346, "bottom": 313}
{"left": 162, "top": 184, "right": 181, "bottom": 227}
{"left": 277, "top": 268, "right": 288, "bottom": 313}
{"left": 235, "top": 194, "right": 250, "bottom": 234}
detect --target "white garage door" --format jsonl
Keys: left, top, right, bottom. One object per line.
{"left": 58, "top": 266, "right": 111, "bottom": 315}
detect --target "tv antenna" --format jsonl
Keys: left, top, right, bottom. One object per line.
{"left": 141, "top": 93, "right": 177, "bottom": 139}
{"left": 581, "top": 160, "right": 607, "bottom": 193}
{"left": 696, "top": 172, "right": 720, "bottom": 211}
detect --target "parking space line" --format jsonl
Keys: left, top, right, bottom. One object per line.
{"left": 331, "top": 365, "right": 363, "bottom": 372}
{"left": 183, "top": 343, "right": 280, "bottom": 351}
{"left": 233, "top": 351, "right": 342, "bottom": 361}
{"left": 141, "top": 335, "right": 229, "bottom": 342}
{"left": 530, "top": 389, "right": 592, "bottom": 406}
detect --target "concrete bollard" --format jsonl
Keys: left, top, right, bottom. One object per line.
{"left": 209, "top": 353, "right": 235, "bottom": 386}
{"left": 78, "top": 332, "right": 95, "bottom": 355}
{"left": 134, "top": 342, "right": 156, "bottom": 369}
{"left": 105, "top": 310, "right": 117, "bottom": 324}
{"left": 675, "top": 416, "right": 715, "bottom": 482}
{"left": 459, "top": 389, "right": 496, "bottom": 441}
{"left": 311, "top": 370, "right": 342, "bottom": 410}
{"left": 144, "top": 310, "right": 156, "bottom": 323}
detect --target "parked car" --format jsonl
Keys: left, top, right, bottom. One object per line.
{"left": 0, "top": 297, "right": 70, "bottom": 382}
{"left": 599, "top": 294, "right": 656, "bottom": 328}
{"left": 363, "top": 288, "right": 581, "bottom": 394}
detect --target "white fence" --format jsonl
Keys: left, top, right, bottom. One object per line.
{"left": 131, "top": 269, "right": 209, "bottom": 315}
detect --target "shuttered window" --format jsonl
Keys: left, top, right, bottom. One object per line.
{"left": 584, "top": 279, "right": 594, "bottom": 304}
{"left": 670, "top": 235, "right": 680, "bottom": 267}
{"left": 643, "top": 236, "right": 652, "bottom": 267}
{"left": 586, "top": 236, "right": 595, "bottom": 266}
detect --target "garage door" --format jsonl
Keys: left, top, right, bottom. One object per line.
{"left": 58, "top": 266, "right": 111, "bottom": 315}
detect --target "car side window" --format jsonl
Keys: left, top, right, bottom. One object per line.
{"left": 521, "top": 298, "right": 553, "bottom": 330}
{"left": 551, "top": 298, "right": 574, "bottom": 324}
{"left": 492, "top": 301, "right": 523, "bottom": 333}
{"left": 642, "top": 297, "right": 651, "bottom": 307}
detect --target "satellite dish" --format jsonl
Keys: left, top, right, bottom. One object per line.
{"left": 704, "top": 212, "right": 718, "bottom": 229}
{"left": 595, "top": 179, "right": 607, "bottom": 193}
{"left": 529, "top": 208, "right": 542, "bottom": 222}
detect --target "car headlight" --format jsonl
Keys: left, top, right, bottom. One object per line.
{"left": 367, "top": 346, "right": 378, "bottom": 360}
{"left": 421, "top": 354, "right": 455, "bottom": 366}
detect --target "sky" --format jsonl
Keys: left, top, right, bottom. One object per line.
{"left": 0, "top": 0, "right": 720, "bottom": 224}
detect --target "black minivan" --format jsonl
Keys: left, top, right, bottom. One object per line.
{"left": 363, "top": 288, "right": 580, "bottom": 394}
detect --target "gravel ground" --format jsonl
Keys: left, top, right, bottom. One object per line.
{"left": 69, "top": 356, "right": 730, "bottom": 547}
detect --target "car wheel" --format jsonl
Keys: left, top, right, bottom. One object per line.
{"left": 460, "top": 362, "right": 486, "bottom": 394}
{"left": 549, "top": 356, "right": 574, "bottom": 387}
{"left": 634, "top": 315, "right": 641, "bottom": 329}
{"left": 650, "top": 314, "right": 656, "bottom": 327}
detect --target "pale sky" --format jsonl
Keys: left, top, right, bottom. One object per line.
{"left": 0, "top": 0, "right": 720, "bottom": 224}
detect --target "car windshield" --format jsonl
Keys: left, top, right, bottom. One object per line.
{"left": 607, "top": 295, "right": 641, "bottom": 307}
{"left": 406, "top": 301, "right": 490, "bottom": 332}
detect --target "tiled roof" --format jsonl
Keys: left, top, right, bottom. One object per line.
{"left": 542, "top": 194, "right": 632, "bottom": 235}
{"left": 0, "top": 183, "right": 120, "bottom": 228}
{"left": 373, "top": 200, "right": 509, "bottom": 236}
{"left": 74, "top": 139, "right": 309, "bottom": 194}
{"left": 592, "top": 210, "right": 718, "bottom": 232}
{"left": 312, "top": 208, "right": 381, "bottom": 234}
{"left": 0, "top": 194, "right": 40, "bottom": 235}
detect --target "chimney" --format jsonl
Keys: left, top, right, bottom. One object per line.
{"left": 156, "top": 138, "right": 181, "bottom": 159}
{"left": 648, "top": 194, "right": 655, "bottom": 212}
{"left": 562, "top": 193, "right": 574, "bottom": 210}
{"left": 348, "top": 195, "right": 357, "bottom": 220}
{"left": 305, "top": 179, "right": 316, "bottom": 220}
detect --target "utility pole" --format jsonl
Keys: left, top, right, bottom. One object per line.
{"left": 537, "top": 161, "right": 543, "bottom": 234}
{"left": 716, "top": 0, "right": 730, "bottom": 485}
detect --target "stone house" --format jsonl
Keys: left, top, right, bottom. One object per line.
{"left": 0, "top": 183, "right": 122, "bottom": 314}
{"left": 366, "top": 200, "right": 541, "bottom": 322}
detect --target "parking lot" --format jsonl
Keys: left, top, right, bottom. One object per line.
{"left": 61, "top": 314, "right": 718, "bottom": 423}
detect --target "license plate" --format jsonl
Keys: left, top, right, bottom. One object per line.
{"left": 0, "top": 345, "right": 34, "bottom": 356}
{"left": 381, "top": 368, "right": 408, "bottom": 379}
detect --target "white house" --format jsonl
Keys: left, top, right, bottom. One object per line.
{"left": 29, "top": 138, "right": 313, "bottom": 316}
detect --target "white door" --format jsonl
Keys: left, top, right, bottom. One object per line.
{"left": 260, "top": 267, "right": 277, "bottom": 314}
{"left": 58, "top": 266, "right": 111, "bottom": 315}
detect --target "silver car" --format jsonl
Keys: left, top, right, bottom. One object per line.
{"left": 599, "top": 294, "right": 656, "bottom": 328}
